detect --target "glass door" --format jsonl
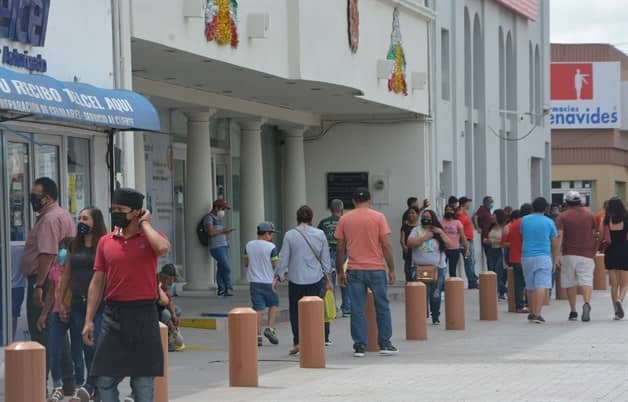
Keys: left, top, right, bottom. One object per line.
{"left": 0, "top": 132, "right": 9, "bottom": 345}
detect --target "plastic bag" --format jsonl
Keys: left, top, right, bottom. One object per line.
{"left": 324, "top": 289, "right": 337, "bottom": 322}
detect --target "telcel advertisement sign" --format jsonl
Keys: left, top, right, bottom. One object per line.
{"left": 550, "top": 62, "right": 621, "bottom": 129}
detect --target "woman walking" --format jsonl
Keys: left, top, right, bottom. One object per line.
{"left": 601, "top": 197, "right": 628, "bottom": 320}
{"left": 276, "top": 206, "right": 334, "bottom": 355}
{"left": 440, "top": 204, "right": 469, "bottom": 279}
{"left": 400, "top": 206, "right": 420, "bottom": 282}
{"left": 59, "top": 207, "right": 108, "bottom": 401}
{"left": 485, "top": 209, "right": 507, "bottom": 300}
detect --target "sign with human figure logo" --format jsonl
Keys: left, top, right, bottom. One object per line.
{"left": 550, "top": 62, "right": 621, "bottom": 129}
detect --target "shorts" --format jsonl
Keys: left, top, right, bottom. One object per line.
{"left": 560, "top": 255, "right": 594, "bottom": 288}
{"left": 250, "top": 282, "right": 279, "bottom": 311}
{"left": 11, "top": 286, "right": 25, "bottom": 318}
{"left": 522, "top": 256, "right": 553, "bottom": 290}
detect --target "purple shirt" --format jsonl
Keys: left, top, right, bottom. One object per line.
{"left": 21, "top": 203, "right": 75, "bottom": 276}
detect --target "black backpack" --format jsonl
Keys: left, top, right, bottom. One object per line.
{"left": 196, "top": 214, "right": 211, "bottom": 246}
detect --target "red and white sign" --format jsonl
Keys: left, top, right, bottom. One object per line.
{"left": 494, "top": 0, "right": 537, "bottom": 21}
{"left": 550, "top": 62, "right": 621, "bottom": 129}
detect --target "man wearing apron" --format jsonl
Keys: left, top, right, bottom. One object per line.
{"left": 82, "top": 188, "right": 171, "bottom": 402}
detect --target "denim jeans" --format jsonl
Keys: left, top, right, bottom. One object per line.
{"left": 486, "top": 247, "right": 507, "bottom": 296}
{"left": 346, "top": 270, "right": 393, "bottom": 350}
{"left": 210, "top": 246, "right": 232, "bottom": 293}
{"left": 463, "top": 244, "right": 478, "bottom": 288}
{"left": 512, "top": 263, "right": 526, "bottom": 309}
{"left": 445, "top": 249, "right": 462, "bottom": 278}
{"left": 49, "top": 313, "right": 84, "bottom": 386}
{"left": 331, "top": 250, "right": 352, "bottom": 314}
{"left": 96, "top": 376, "right": 154, "bottom": 402}
{"left": 425, "top": 267, "right": 446, "bottom": 320}
{"left": 160, "top": 305, "right": 183, "bottom": 324}
{"left": 70, "top": 297, "right": 103, "bottom": 392}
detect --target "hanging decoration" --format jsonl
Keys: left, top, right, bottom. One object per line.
{"left": 386, "top": 7, "right": 407, "bottom": 95}
{"left": 205, "top": 0, "right": 239, "bottom": 48}
{"left": 347, "top": 0, "right": 359, "bottom": 53}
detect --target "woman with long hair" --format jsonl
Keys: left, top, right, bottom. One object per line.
{"left": 400, "top": 206, "right": 420, "bottom": 282}
{"left": 59, "top": 207, "right": 108, "bottom": 401}
{"left": 407, "top": 209, "right": 452, "bottom": 325}
{"left": 601, "top": 197, "right": 628, "bottom": 320}
{"left": 485, "top": 209, "right": 507, "bottom": 300}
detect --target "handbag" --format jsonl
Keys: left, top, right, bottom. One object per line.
{"left": 416, "top": 265, "right": 438, "bottom": 283}
{"left": 324, "top": 289, "right": 337, "bottom": 322}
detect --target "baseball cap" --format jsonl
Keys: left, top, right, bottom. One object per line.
{"left": 213, "top": 199, "right": 231, "bottom": 209}
{"left": 458, "top": 196, "right": 472, "bottom": 205}
{"left": 257, "top": 221, "right": 278, "bottom": 233}
{"left": 565, "top": 191, "right": 581, "bottom": 203}
{"left": 352, "top": 187, "right": 371, "bottom": 202}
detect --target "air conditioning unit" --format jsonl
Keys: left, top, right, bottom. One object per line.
{"left": 248, "top": 13, "right": 270, "bottom": 39}
{"left": 182, "top": 0, "right": 204, "bottom": 19}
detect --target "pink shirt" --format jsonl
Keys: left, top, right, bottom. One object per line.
{"left": 334, "top": 208, "right": 391, "bottom": 270}
{"left": 21, "top": 203, "right": 75, "bottom": 276}
{"left": 49, "top": 264, "right": 67, "bottom": 313}
{"left": 440, "top": 218, "right": 464, "bottom": 250}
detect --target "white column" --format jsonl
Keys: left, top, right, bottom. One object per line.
{"left": 239, "top": 119, "right": 266, "bottom": 245}
{"left": 184, "top": 110, "right": 216, "bottom": 290}
{"left": 283, "top": 127, "right": 307, "bottom": 229}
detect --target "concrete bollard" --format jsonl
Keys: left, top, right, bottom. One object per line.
{"left": 506, "top": 267, "right": 516, "bottom": 312}
{"left": 445, "top": 277, "right": 465, "bottom": 330}
{"left": 555, "top": 271, "right": 568, "bottom": 300}
{"left": 366, "top": 290, "right": 379, "bottom": 352}
{"left": 154, "top": 322, "right": 169, "bottom": 402}
{"left": 5, "top": 341, "right": 46, "bottom": 402}
{"left": 228, "top": 307, "right": 258, "bottom": 387}
{"left": 405, "top": 282, "right": 427, "bottom": 340}
{"left": 479, "top": 272, "right": 498, "bottom": 321}
{"left": 298, "top": 296, "right": 325, "bottom": 368}
{"left": 594, "top": 254, "right": 607, "bottom": 290}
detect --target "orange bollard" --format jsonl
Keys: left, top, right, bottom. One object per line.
{"left": 479, "top": 272, "right": 498, "bottom": 321}
{"left": 405, "top": 282, "right": 427, "bottom": 340}
{"left": 228, "top": 307, "right": 258, "bottom": 387}
{"left": 445, "top": 277, "right": 465, "bottom": 330}
{"left": 298, "top": 296, "right": 325, "bottom": 368}
{"left": 5, "top": 341, "right": 46, "bottom": 402}
{"left": 366, "top": 290, "right": 379, "bottom": 352}
{"left": 154, "top": 322, "right": 169, "bottom": 402}
{"left": 506, "top": 267, "right": 516, "bottom": 312}
{"left": 594, "top": 254, "right": 607, "bottom": 290}
{"left": 555, "top": 270, "right": 568, "bottom": 300}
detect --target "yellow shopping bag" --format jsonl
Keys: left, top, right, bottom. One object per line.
{"left": 324, "top": 289, "right": 337, "bottom": 322}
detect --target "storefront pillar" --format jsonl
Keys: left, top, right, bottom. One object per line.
{"left": 240, "top": 119, "right": 266, "bottom": 245}
{"left": 284, "top": 127, "right": 307, "bottom": 228}
{"left": 184, "top": 110, "right": 216, "bottom": 290}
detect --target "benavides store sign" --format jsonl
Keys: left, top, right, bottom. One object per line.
{"left": 550, "top": 62, "right": 621, "bottom": 129}
{"left": 0, "top": 0, "right": 50, "bottom": 72}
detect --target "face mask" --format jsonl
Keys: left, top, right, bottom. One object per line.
{"left": 217, "top": 210, "right": 226, "bottom": 218}
{"left": 488, "top": 203, "right": 494, "bottom": 210}
{"left": 421, "top": 218, "right": 432, "bottom": 226}
{"left": 77, "top": 222, "right": 91, "bottom": 235}
{"left": 58, "top": 249, "right": 67, "bottom": 265}
{"left": 111, "top": 211, "right": 132, "bottom": 228}
{"left": 444, "top": 212, "right": 455, "bottom": 219}
{"left": 30, "top": 193, "right": 44, "bottom": 212}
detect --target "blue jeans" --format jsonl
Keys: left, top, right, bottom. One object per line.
{"left": 210, "top": 246, "right": 232, "bottom": 293}
{"left": 346, "top": 270, "right": 393, "bottom": 350}
{"left": 70, "top": 297, "right": 103, "bottom": 391}
{"left": 96, "top": 376, "right": 154, "bottom": 402}
{"left": 425, "top": 267, "right": 446, "bottom": 320}
{"left": 330, "top": 250, "right": 352, "bottom": 314}
{"left": 486, "top": 247, "right": 507, "bottom": 296}
{"left": 463, "top": 244, "right": 478, "bottom": 288}
{"left": 50, "top": 313, "right": 85, "bottom": 387}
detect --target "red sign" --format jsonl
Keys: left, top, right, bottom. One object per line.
{"left": 551, "top": 63, "right": 593, "bottom": 100}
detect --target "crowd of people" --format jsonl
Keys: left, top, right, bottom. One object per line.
{"left": 14, "top": 173, "right": 628, "bottom": 401}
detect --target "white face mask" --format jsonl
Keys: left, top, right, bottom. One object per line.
{"left": 217, "top": 210, "right": 226, "bottom": 218}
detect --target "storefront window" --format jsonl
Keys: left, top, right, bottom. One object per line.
{"left": 8, "top": 142, "right": 29, "bottom": 241}
{"left": 35, "top": 144, "right": 59, "bottom": 184}
{"left": 67, "top": 137, "right": 91, "bottom": 220}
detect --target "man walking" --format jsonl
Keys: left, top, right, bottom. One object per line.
{"left": 82, "top": 188, "right": 171, "bottom": 402}
{"left": 318, "top": 199, "right": 351, "bottom": 316}
{"left": 335, "top": 188, "right": 398, "bottom": 356}
{"left": 206, "top": 199, "right": 235, "bottom": 296}
{"left": 556, "top": 191, "right": 597, "bottom": 322}
{"left": 473, "top": 195, "right": 495, "bottom": 269}
{"left": 520, "top": 197, "right": 560, "bottom": 324}
{"left": 503, "top": 203, "right": 533, "bottom": 313}
{"left": 457, "top": 197, "right": 478, "bottom": 288}
{"left": 22, "top": 177, "right": 75, "bottom": 394}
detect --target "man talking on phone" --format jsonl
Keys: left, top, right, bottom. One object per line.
{"left": 82, "top": 188, "right": 170, "bottom": 402}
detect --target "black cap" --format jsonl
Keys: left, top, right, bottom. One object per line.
{"left": 160, "top": 264, "right": 177, "bottom": 277}
{"left": 112, "top": 188, "right": 144, "bottom": 210}
{"left": 458, "top": 196, "right": 472, "bottom": 205}
{"left": 352, "top": 187, "right": 371, "bottom": 202}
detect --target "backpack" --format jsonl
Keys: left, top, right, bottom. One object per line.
{"left": 196, "top": 214, "right": 211, "bottom": 246}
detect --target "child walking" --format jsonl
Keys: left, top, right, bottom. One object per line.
{"left": 245, "top": 222, "right": 280, "bottom": 346}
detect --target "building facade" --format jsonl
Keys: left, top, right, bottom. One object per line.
{"left": 550, "top": 44, "right": 628, "bottom": 210}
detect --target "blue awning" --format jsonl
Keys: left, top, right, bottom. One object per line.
{"left": 0, "top": 65, "right": 160, "bottom": 132}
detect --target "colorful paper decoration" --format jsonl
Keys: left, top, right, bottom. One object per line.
{"left": 387, "top": 8, "right": 407, "bottom": 95}
{"left": 348, "top": 0, "right": 359, "bottom": 53}
{"left": 205, "top": 0, "right": 239, "bottom": 48}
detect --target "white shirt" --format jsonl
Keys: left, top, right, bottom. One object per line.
{"left": 245, "top": 240, "right": 278, "bottom": 284}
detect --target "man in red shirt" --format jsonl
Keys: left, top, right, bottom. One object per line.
{"left": 503, "top": 203, "right": 532, "bottom": 312}
{"left": 473, "top": 195, "right": 495, "bottom": 268}
{"left": 457, "top": 197, "right": 478, "bottom": 289}
{"left": 82, "top": 188, "right": 170, "bottom": 401}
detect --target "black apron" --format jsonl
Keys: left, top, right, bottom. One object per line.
{"left": 90, "top": 300, "right": 164, "bottom": 377}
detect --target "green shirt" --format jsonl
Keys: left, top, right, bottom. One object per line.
{"left": 318, "top": 215, "right": 340, "bottom": 251}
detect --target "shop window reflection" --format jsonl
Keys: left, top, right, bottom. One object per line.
{"left": 67, "top": 137, "right": 91, "bottom": 221}
{"left": 8, "top": 142, "right": 29, "bottom": 241}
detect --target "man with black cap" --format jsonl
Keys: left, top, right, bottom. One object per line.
{"left": 82, "top": 187, "right": 170, "bottom": 402}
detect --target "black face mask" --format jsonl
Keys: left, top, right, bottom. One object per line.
{"left": 444, "top": 212, "right": 455, "bottom": 219}
{"left": 421, "top": 218, "right": 432, "bottom": 226}
{"left": 111, "top": 212, "right": 132, "bottom": 228}
{"left": 30, "top": 193, "right": 45, "bottom": 212}
{"left": 77, "top": 222, "right": 92, "bottom": 235}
